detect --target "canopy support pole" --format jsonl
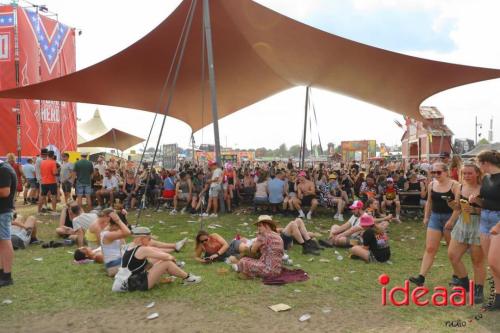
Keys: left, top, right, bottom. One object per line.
{"left": 203, "top": 0, "right": 222, "bottom": 166}
{"left": 300, "top": 86, "right": 310, "bottom": 169}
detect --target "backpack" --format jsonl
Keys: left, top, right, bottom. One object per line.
{"left": 111, "top": 246, "right": 141, "bottom": 292}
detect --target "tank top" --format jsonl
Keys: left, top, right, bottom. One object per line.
{"left": 121, "top": 245, "right": 147, "bottom": 274}
{"left": 408, "top": 182, "right": 420, "bottom": 191}
{"left": 288, "top": 181, "right": 296, "bottom": 193}
{"left": 431, "top": 181, "right": 454, "bottom": 214}
{"left": 203, "top": 235, "right": 223, "bottom": 255}
{"left": 480, "top": 173, "right": 500, "bottom": 211}
{"left": 178, "top": 179, "right": 189, "bottom": 193}
{"left": 101, "top": 231, "right": 123, "bottom": 264}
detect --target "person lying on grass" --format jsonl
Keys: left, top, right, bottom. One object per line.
{"left": 230, "top": 215, "right": 283, "bottom": 279}
{"left": 11, "top": 213, "right": 40, "bottom": 250}
{"left": 74, "top": 246, "right": 103, "bottom": 263}
{"left": 349, "top": 214, "right": 391, "bottom": 263}
{"left": 119, "top": 227, "right": 201, "bottom": 291}
{"left": 278, "top": 217, "right": 322, "bottom": 256}
{"left": 318, "top": 200, "right": 365, "bottom": 248}
{"left": 194, "top": 230, "right": 249, "bottom": 264}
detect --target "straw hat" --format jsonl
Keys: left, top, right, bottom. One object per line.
{"left": 253, "top": 215, "right": 278, "bottom": 230}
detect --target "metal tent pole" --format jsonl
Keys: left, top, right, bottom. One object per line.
{"left": 202, "top": 0, "right": 221, "bottom": 166}
{"left": 300, "top": 86, "right": 310, "bottom": 169}
{"left": 13, "top": 8, "right": 21, "bottom": 162}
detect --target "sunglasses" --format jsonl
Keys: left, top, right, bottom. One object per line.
{"left": 431, "top": 171, "right": 443, "bottom": 175}
{"left": 200, "top": 238, "right": 209, "bottom": 243}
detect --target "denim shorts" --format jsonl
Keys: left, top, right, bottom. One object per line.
{"left": 480, "top": 209, "right": 500, "bottom": 235}
{"left": 428, "top": 212, "right": 452, "bottom": 232}
{"left": 76, "top": 183, "right": 92, "bottom": 196}
{"left": 0, "top": 212, "right": 13, "bottom": 240}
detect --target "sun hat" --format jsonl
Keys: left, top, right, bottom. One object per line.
{"left": 329, "top": 173, "right": 338, "bottom": 179}
{"left": 131, "top": 226, "right": 152, "bottom": 236}
{"left": 349, "top": 200, "right": 364, "bottom": 210}
{"left": 208, "top": 161, "right": 217, "bottom": 167}
{"left": 253, "top": 215, "right": 278, "bottom": 229}
{"left": 298, "top": 171, "right": 306, "bottom": 177}
{"left": 360, "top": 214, "right": 375, "bottom": 228}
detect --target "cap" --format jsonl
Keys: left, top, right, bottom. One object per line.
{"left": 360, "top": 214, "right": 375, "bottom": 228}
{"left": 40, "top": 148, "right": 48, "bottom": 155}
{"left": 298, "top": 171, "right": 306, "bottom": 177}
{"left": 208, "top": 161, "right": 217, "bottom": 167}
{"left": 80, "top": 152, "right": 89, "bottom": 156}
{"left": 131, "top": 226, "right": 152, "bottom": 236}
{"left": 386, "top": 177, "right": 394, "bottom": 183}
{"left": 349, "top": 200, "right": 364, "bottom": 210}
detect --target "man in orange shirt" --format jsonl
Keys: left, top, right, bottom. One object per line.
{"left": 38, "top": 151, "right": 58, "bottom": 214}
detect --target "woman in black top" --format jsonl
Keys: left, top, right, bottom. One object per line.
{"left": 470, "top": 150, "right": 500, "bottom": 311}
{"left": 349, "top": 214, "right": 390, "bottom": 263}
{"left": 120, "top": 227, "right": 201, "bottom": 291}
{"left": 410, "top": 162, "right": 460, "bottom": 286}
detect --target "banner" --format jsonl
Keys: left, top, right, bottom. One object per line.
{"left": 0, "top": 6, "right": 77, "bottom": 157}
{"left": 0, "top": 6, "right": 17, "bottom": 156}
{"left": 162, "top": 144, "right": 178, "bottom": 169}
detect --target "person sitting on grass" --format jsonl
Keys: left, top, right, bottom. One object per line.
{"left": 230, "top": 215, "right": 283, "bottom": 279}
{"left": 194, "top": 230, "right": 249, "bottom": 263}
{"left": 100, "top": 212, "right": 131, "bottom": 277}
{"left": 67, "top": 204, "right": 98, "bottom": 247}
{"left": 118, "top": 227, "right": 201, "bottom": 292}
{"left": 365, "top": 198, "right": 392, "bottom": 230}
{"left": 171, "top": 171, "right": 192, "bottom": 215}
{"left": 86, "top": 208, "right": 116, "bottom": 249}
{"left": 293, "top": 171, "right": 318, "bottom": 220}
{"left": 318, "top": 200, "right": 365, "bottom": 248}
{"left": 381, "top": 177, "right": 401, "bottom": 223}
{"left": 11, "top": 213, "right": 40, "bottom": 250}
{"left": 278, "top": 218, "right": 321, "bottom": 256}
{"left": 349, "top": 214, "right": 391, "bottom": 263}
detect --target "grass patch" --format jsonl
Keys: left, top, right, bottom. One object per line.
{"left": 0, "top": 203, "right": 498, "bottom": 332}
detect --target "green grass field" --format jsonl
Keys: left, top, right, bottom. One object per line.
{"left": 0, "top": 203, "right": 498, "bottom": 332}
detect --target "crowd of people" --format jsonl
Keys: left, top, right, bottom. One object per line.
{"left": 0, "top": 148, "right": 499, "bottom": 312}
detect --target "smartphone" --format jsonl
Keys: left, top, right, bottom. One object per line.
{"left": 441, "top": 195, "right": 452, "bottom": 201}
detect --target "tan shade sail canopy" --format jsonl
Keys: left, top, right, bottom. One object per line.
{"left": 1, "top": 0, "right": 500, "bottom": 131}
{"left": 78, "top": 128, "right": 144, "bottom": 151}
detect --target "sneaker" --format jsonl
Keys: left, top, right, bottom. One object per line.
{"left": 209, "top": 213, "right": 218, "bottom": 218}
{"left": 302, "top": 242, "right": 320, "bottom": 256}
{"left": 318, "top": 239, "right": 333, "bottom": 248}
{"left": 175, "top": 238, "right": 188, "bottom": 252}
{"left": 183, "top": 273, "right": 202, "bottom": 285}
{"left": 449, "top": 275, "right": 460, "bottom": 286}
{"left": 231, "top": 264, "right": 239, "bottom": 272}
{"left": 333, "top": 213, "right": 339, "bottom": 220}
{"left": 201, "top": 213, "right": 209, "bottom": 217}
{"left": 0, "top": 278, "right": 13, "bottom": 288}
{"left": 176, "top": 261, "right": 186, "bottom": 269}
{"left": 170, "top": 209, "right": 178, "bottom": 215}
{"left": 180, "top": 207, "right": 187, "bottom": 214}
{"left": 337, "top": 214, "right": 344, "bottom": 222}
{"left": 156, "top": 209, "right": 163, "bottom": 213}
{"left": 306, "top": 211, "right": 312, "bottom": 220}
{"left": 474, "top": 284, "right": 484, "bottom": 304}
{"left": 393, "top": 216, "right": 402, "bottom": 224}
{"left": 298, "top": 212, "right": 305, "bottom": 218}
{"left": 409, "top": 275, "right": 425, "bottom": 287}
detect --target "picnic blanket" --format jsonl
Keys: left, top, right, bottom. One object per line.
{"left": 262, "top": 268, "right": 309, "bottom": 285}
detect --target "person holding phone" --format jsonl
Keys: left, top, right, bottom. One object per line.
{"left": 409, "top": 162, "right": 460, "bottom": 286}
{"left": 194, "top": 231, "right": 247, "bottom": 263}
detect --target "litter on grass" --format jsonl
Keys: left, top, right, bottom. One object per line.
{"left": 269, "top": 304, "right": 292, "bottom": 312}
{"left": 319, "top": 259, "right": 330, "bottom": 263}
{"left": 2, "top": 299, "right": 13, "bottom": 305}
{"left": 33, "top": 257, "right": 43, "bottom": 261}
{"left": 293, "top": 289, "right": 301, "bottom": 293}
{"left": 146, "top": 302, "right": 155, "bottom": 308}
{"left": 147, "top": 313, "right": 159, "bottom": 320}
{"left": 299, "top": 314, "right": 311, "bottom": 322}
{"left": 307, "top": 258, "right": 314, "bottom": 262}
{"left": 180, "top": 231, "right": 188, "bottom": 235}
{"left": 336, "top": 255, "right": 343, "bottom": 261}
{"left": 333, "top": 276, "right": 340, "bottom": 282}
{"left": 322, "top": 308, "right": 332, "bottom": 314}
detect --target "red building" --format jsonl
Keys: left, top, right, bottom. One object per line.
{"left": 401, "top": 106, "right": 453, "bottom": 162}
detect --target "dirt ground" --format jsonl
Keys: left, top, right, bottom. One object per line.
{"left": 4, "top": 299, "right": 495, "bottom": 333}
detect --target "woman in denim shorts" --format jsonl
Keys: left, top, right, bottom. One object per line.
{"left": 447, "top": 163, "right": 485, "bottom": 303}
{"left": 470, "top": 150, "right": 500, "bottom": 311}
{"left": 410, "top": 162, "right": 460, "bottom": 286}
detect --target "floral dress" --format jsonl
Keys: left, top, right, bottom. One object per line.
{"left": 238, "top": 231, "right": 283, "bottom": 278}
